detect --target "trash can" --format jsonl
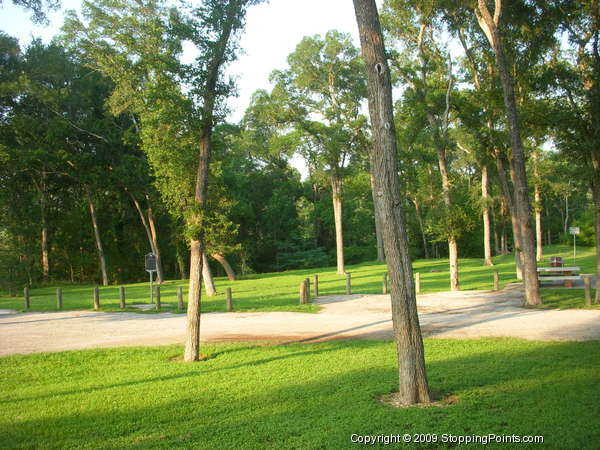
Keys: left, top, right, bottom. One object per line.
{"left": 550, "top": 256, "right": 564, "bottom": 267}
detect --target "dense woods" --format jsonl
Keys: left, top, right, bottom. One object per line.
{"left": 0, "top": 0, "right": 598, "bottom": 297}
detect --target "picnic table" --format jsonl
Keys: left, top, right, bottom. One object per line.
{"left": 537, "top": 266, "right": 581, "bottom": 287}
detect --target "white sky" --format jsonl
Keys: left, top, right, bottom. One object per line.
{"left": 1, "top": 0, "right": 371, "bottom": 178}
{"left": 1, "top": 0, "right": 364, "bottom": 122}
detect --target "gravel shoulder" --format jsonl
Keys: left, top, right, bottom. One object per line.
{"left": 2, "top": 285, "right": 600, "bottom": 356}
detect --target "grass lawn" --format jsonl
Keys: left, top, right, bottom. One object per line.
{"left": 0, "top": 244, "right": 596, "bottom": 313}
{"left": 1, "top": 339, "right": 598, "bottom": 449}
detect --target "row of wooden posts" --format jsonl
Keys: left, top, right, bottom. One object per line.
{"left": 22, "top": 285, "right": 236, "bottom": 312}
{"left": 299, "top": 271, "right": 597, "bottom": 306}
{"left": 20, "top": 270, "right": 598, "bottom": 311}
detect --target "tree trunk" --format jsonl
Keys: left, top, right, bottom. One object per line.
{"left": 370, "top": 171, "right": 385, "bottom": 261}
{"left": 590, "top": 154, "right": 600, "bottom": 302}
{"left": 476, "top": 0, "right": 541, "bottom": 305}
{"left": 331, "top": 169, "right": 345, "bottom": 274}
{"left": 481, "top": 164, "right": 493, "bottom": 265}
{"left": 413, "top": 199, "right": 429, "bottom": 259}
{"left": 129, "top": 191, "right": 164, "bottom": 283}
{"left": 436, "top": 147, "right": 459, "bottom": 290}
{"left": 494, "top": 149, "right": 522, "bottom": 278}
{"left": 534, "top": 183, "right": 543, "bottom": 262}
{"left": 211, "top": 253, "right": 236, "bottom": 281}
{"left": 202, "top": 252, "right": 216, "bottom": 296}
{"left": 184, "top": 1, "right": 242, "bottom": 362}
{"left": 354, "top": 0, "right": 431, "bottom": 405}
{"left": 146, "top": 195, "right": 164, "bottom": 283}
{"left": 84, "top": 185, "right": 108, "bottom": 286}
{"left": 40, "top": 171, "right": 49, "bottom": 281}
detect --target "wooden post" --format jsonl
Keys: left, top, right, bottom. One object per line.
{"left": 383, "top": 273, "right": 388, "bottom": 294}
{"left": 226, "top": 287, "right": 233, "bottom": 312}
{"left": 313, "top": 274, "right": 319, "bottom": 297}
{"left": 119, "top": 286, "right": 126, "bottom": 309}
{"left": 345, "top": 272, "right": 352, "bottom": 295}
{"left": 177, "top": 287, "right": 184, "bottom": 311}
{"left": 93, "top": 287, "right": 100, "bottom": 311}
{"left": 155, "top": 285, "right": 161, "bottom": 310}
{"left": 494, "top": 271, "right": 500, "bottom": 291}
{"left": 56, "top": 288, "right": 62, "bottom": 310}
{"left": 304, "top": 279, "right": 311, "bottom": 303}
{"left": 584, "top": 276, "right": 592, "bottom": 306}
{"left": 300, "top": 281, "right": 307, "bottom": 304}
{"left": 24, "top": 287, "right": 30, "bottom": 310}
{"left": 415, "top": 272, "right": 421, "bottom": 294}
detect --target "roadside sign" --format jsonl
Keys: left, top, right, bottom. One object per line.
{"left": 569, "top": 227, "right": 580, "bottom": 235}
{"left": 145, "top": 253, "right": 157, "bottom": 272}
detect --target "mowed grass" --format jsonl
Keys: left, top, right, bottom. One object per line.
{"left": 1, "top": 339, "right": 599, "bottom": 449}
{"left": 0, "top": 244, "right": 596, "bottom": 312}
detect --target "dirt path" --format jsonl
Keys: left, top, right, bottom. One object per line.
{"left": 1, "top": 286, "right": 599, "bottom": 356}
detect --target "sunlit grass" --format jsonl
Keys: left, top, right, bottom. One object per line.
{"left": 0, "top": 244, "right": 595, "bottom": 312}
{"left": 1, "top": 339, "right": 599, "bottom": 449}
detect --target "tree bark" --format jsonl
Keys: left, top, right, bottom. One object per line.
{"left": 211, "top": 253, "right": 236, "bottom": 281}
{"left": 331, "top": 169, "right": 345, "bottom": 274}
{"left": 481, "top": 165, "right": 494, "bottom": 265}
{"left": 84, "top": 185, "right": 108, "bottom": 286}
{"left": 475, "top": 0, "right": 541, "bottom": 305}
{"left": 370, "top": 171, "right": 385, "bottom": 261}
{"left": 354, "top": 0, "right": 431, "bottom": 405}
{"left": 202, "top": 252, "right": 216, "bottom": 296}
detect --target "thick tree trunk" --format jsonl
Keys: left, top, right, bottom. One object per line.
{"left": 185, "top": 238, "right": 203, "bottom": 361}
{"left": 370, "top": 171, "right": 385, "bottom": 261}
{"left": 481, "top": 164, "right": 493, "bottom": 265}
{"left": 354, "top": 0, "right": 431, "bottom": 405}
{"left": 211, "top": 253, "right": 236, "bottom": 281}
{"left": 202, "top": 252, "right": 216, "bottom": 296}
{"left": 494, "top": 149, "right": 522, "bottom": 278}
{"left": 129, "top": 192, "right": 164, "bottom": 283}
{"left": 476, "top": 0, "right": 540, "bottom": 305}
{"left": 84, "top": 185, "right": 108, "bottom": 286}
{"left": 146, "top": 195, "right": 164, "bottom": 283}
{"left": 331, "top": 170, "right": 345, "bottom": 274}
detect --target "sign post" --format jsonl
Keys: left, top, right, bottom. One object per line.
{"left": 145, "top": 253, "right": 157, "bottom": 304}
{"left": 569, "top": 227, "right": 580, "bottom": 265}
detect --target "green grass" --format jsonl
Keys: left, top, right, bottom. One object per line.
{"left": 1, "top": 339, "right": 599, "bottom": 449}
{"left": 1, "top": 244, "right": 596, "bottom": 312}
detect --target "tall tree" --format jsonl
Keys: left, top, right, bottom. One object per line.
{"left": 473, "top": 0, "right": 541, "bottom": 305}
{"left": 249, "top": 31, "right": 367, "bottom": 274}
{"left": 353, "top": 0, "right": 431, "bottom": 405}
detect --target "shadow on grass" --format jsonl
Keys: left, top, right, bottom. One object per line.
{"left": 1, "top": 340, "right": 599, "bottom": 448}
